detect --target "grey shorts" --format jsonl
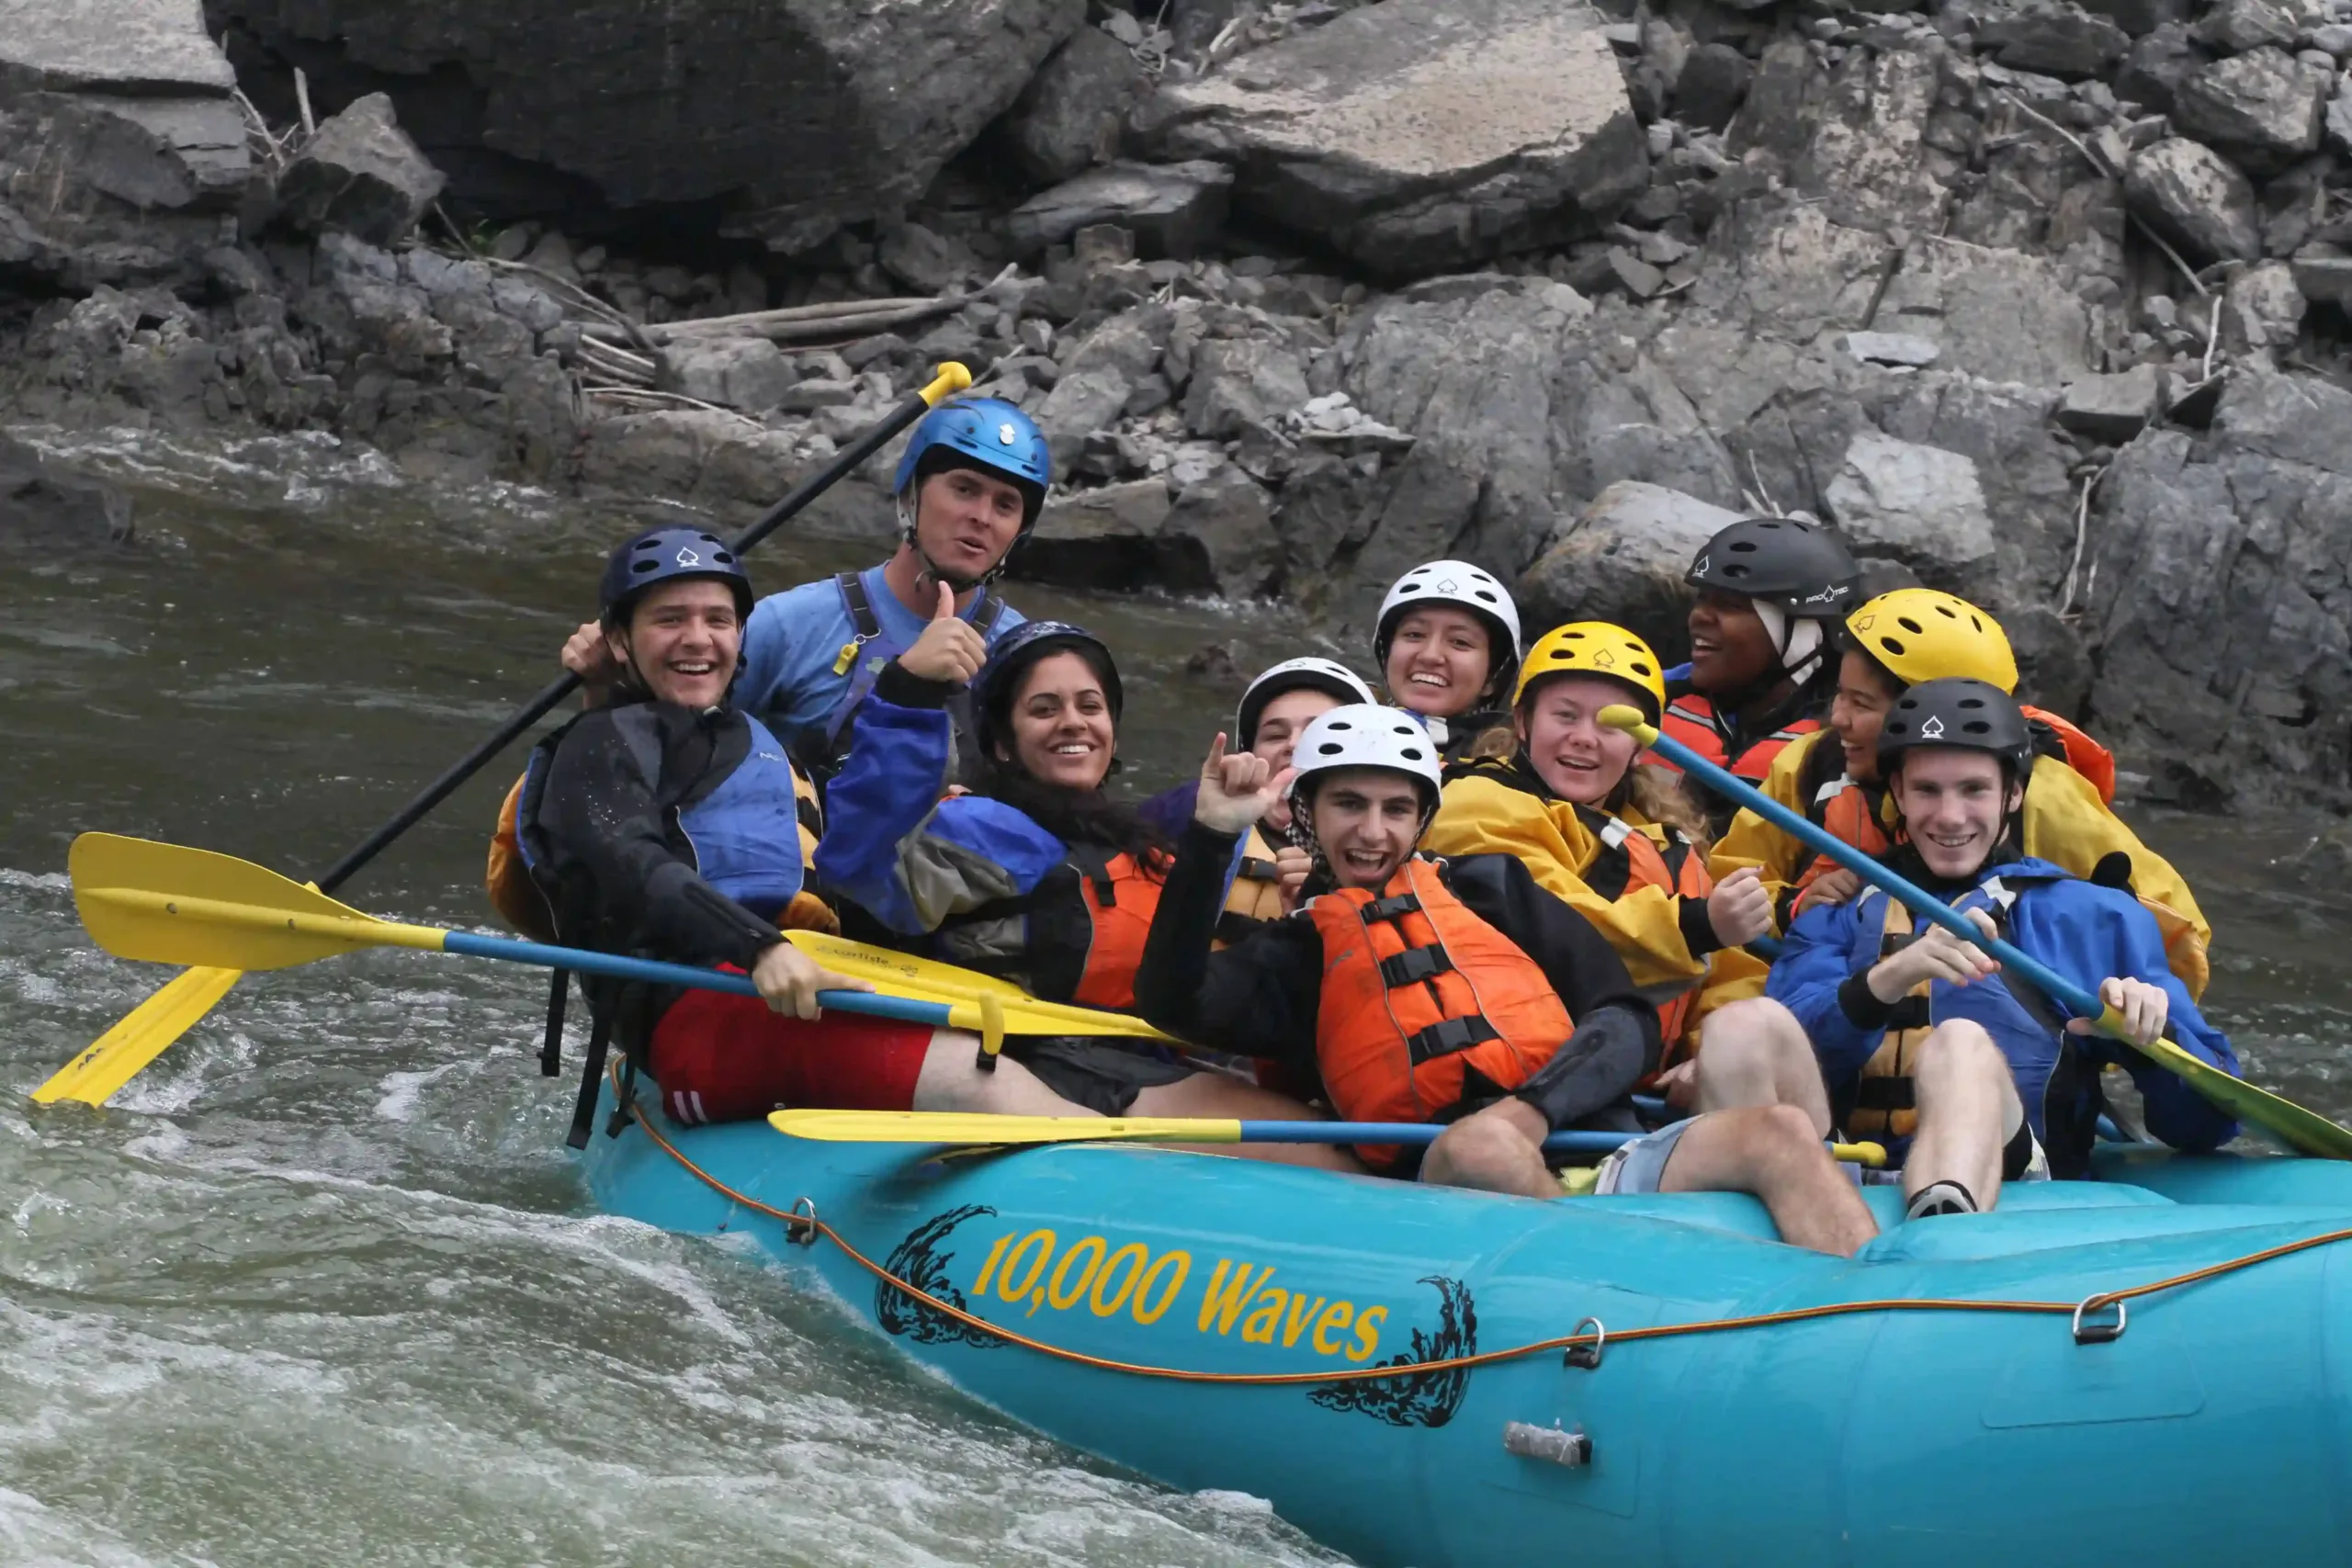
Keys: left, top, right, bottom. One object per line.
{"left": 1591, "top": 1119, "right": 1692, "bottom": 1196}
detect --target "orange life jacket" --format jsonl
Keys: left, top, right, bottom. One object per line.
{"left": 1792, "top": 773, "right": 1895, "bottom": 908}
{"left": 1069, "top": 849, "right": 1163, "bottom": 1010}
{"left": 1306, "top": 859, "right": 1572, "bottom": 1164}
{"left": 2021, "top": 705, "right": 2117, "bottom": 806}
{"left": 1570, "top": 804, "right": 1714, "bottom": 1077}
{"left": 1657, "top": 693, "right": 1823, "bottom": 784}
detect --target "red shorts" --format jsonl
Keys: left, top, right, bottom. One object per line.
{"left": 649, "top": 988, "right": 934, "bottom": 1126}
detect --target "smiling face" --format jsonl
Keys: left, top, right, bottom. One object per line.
{"left": 1306, "top": 767, "right": 1428, "bottom": 889}
{"left": 1250, "top": 687, "right": 1344, "bottom": 831}
{"left": 1384, "top": 606, "right": 1495, "bottom": 719}
{"left": 1686, "top": 589, "right": 1780, "bottom": 695}
{"left": 1887, "top": 748, "right": 2020, "bottom": 880}
{"left": 607, "top": 579, "right": 741, "bottom": 709}
{"left": 913, "top": 464, "right": 1027, "bottom": 583}
{"left": 1517, "top": 674, "right": 1644, "bottom": 807}
{"left": 998, "top": 649, "right": 1115, "bottom": 790}
{"left": 1829, "top": 649, "right": 1905, "bottom": 784}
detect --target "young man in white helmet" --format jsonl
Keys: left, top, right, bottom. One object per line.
{"left": 1140, "top": 656, "right": 1378, "bottom": 942}
{"left": 1373, "top": 561, "right": 1522, "bottom": 764}
{"left": 1135, "top": 704, "right": 1878, "bottom": 1247}
{"left": 1133, "top": 704, "right": 1646, "bottom": 1191}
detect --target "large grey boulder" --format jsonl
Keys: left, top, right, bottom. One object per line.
{"left": 0, "top": 91, "right": 248, "bottom": 286}
{"left": 274, "top": 93, "right": 446, "bottom": 246}
{"left": 2170, "top": 48, "right": 2325, "bottom": 159}
{"left": 1002, "top": 161, "right": 1233, "bottom": 257}
{"left": 1519, "top": 482, "right": 1743, "bottom": 647}
{"left": 1133, "top": 0, "right": 1646, "bottom": 279}
{"left": 0, "top": 434, "right": 134, "bottom": 551}
{"left": 1821, "top": 432, "right": 1997, "bottom": 587}
{"left": 997, "top": 26, "right": 1149, "bottom": 186}
{"left": 1034, "top": 308, "right": 1168, "bottom": 470}
{"left": 1979, "top": 3, "right": 2131, "bottom": 77}
{"left": 2086, "top": 367, "right": 2352, "bottom": 806}
{"left": 2123, "top": 138, "right": 2262, "bottom": 263}
{"left": 211, "top": 0, "right": 1085, "bottom": 254}
{"left": 0, "top": 0, "right": 232, "bottom": 95}
{"left": 657, "top": 338, "right": 797, "bottom": 413}
{"left": 1183, "top": 339, "right": 1309, "bottom": 441}
{"left": 1017, "top": 466, "right": 1281, "bottom": 597}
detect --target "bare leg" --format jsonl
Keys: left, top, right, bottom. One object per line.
{"left": 911, "top": 1031, "right": 1103, "bottom": 1116}
{"left": 1420, "top": 1099, "right": 1556, "bottom": 1198}
{"left": 1130, "top": 1073, "right": 1364, "bottom": 1172}
{"left": 1657, "top": 1105, "right": 1878, "bottom": 1257}
{"left": 1900, "top": 1021, "right": 2023, "bottom": 1212}
{"left": 1693, "top": 998, "right": 1835, "bottom": 1136}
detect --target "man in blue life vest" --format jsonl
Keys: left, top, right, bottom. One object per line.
{"left": 1685, "top": 678, "right": 2241, "bottom": 1220}
{"left": 558, "top": 397, "right": 1048, "bottom": 787}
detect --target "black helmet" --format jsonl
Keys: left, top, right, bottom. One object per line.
{"left": 1875, "top": 677, "right": 2032, "bottom": 777}
{"left": 970, "top": 620, "right": 1123, "bottom": 761}
{"left": 599, "top": 525, "right": 752, "bottom": 626}
{"left": 1687, "top": 517, "right": 1862, "bottom": 615}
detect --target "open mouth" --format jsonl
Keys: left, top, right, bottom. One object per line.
{"left": 1408, "top": 671, "right": 1450, "bottom": 689}
{"left": 1339, "top": 847, "right": 1390, "bottom": 874}
{"left": 669, "top": 660, "right": 718, "bottom": 678}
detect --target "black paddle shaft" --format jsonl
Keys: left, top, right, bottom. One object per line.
{"left": 311, "top": 379, "right": 952, "bottom": 895}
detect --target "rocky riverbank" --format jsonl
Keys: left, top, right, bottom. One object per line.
{"left": 3, "top": 0, "right": 2349, "bottom": 811}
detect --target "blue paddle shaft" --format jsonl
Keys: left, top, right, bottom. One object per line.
{"left": 1639, "top": 727, "right": 2106, "bottom": 1021}
{"left": 440, "top": 930, "right": 952, "bottom": 1028}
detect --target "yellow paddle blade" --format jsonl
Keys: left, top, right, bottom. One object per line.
{"left": 784, "top": 931, "right": 1176, "bottom": 1042}
{"left": 2139, "top": 1035, "right": 2352, "bottom": 1159}
{"left": 770, "top": 1108, "right": 1244, "bottom": 1146}
{"left": 68, "top": 833, "right": 442, "bottom": 972}
{"left": 30, "top": 963, "right": 244, "bottom": 1106}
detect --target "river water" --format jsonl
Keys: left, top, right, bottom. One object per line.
{"left": 0, "top": 425, "right": 2345, "bottom": 1568}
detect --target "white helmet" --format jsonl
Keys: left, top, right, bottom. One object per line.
{"left": 1373, "top": 559, "right": 1522, "bottom": 698}
{"left": 1235, "top": 657, "right": 1378, "bottom": 750}
{"left": 1287, "top": 703, "right": 1444, "bottom": 804}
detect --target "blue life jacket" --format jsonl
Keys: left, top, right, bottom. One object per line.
{"left": 517, "top": 711, "right": 807, "bottom": 920}
{"left": 798, "top": 570, "right": 1005, "bottom": 787}
{"left": 1833, "top": 865, "right": 2100, "bottom": 1172}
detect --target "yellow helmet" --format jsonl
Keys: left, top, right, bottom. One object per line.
{"left": 1515, "top": 622, "right": 1668, "bottom": 719}
{"left": 1843, "top": 589, "right": 2018, "bottom": 693}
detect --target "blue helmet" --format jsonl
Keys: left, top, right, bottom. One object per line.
{"left": 970, "top": 620, "right": 1122, "bottom": 761}
{"left": 598, "top": 525, "right": 752, "bottom": 625}
{"left": 894, "top": 397, "right": 1051, "bottom": 530}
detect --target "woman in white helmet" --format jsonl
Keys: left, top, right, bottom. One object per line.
{"left": 1140, "top": 656, "right": 1378, "bottom": 944}
{"left": 1134, "top": 703, "right": 1670, "bottom": 1196}
{"left": 1374, "top": 560, "right": 1522, "bottom": 764}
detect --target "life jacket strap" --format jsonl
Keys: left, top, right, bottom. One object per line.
{"left": 1406, "top": 1013, "right": 1500, "bottom": 1066}
{"left": 538, "top": 967, "right": 568, "bottom": 1078}
{"left": 566, "top": 1004, "right": 615, "bottom": 1152}
{"left": 1853, "top": 1077, "right": 1917, "bottom": 1111}
{"left": 1237, "top": 855, "right": 1282, "bottom": 881}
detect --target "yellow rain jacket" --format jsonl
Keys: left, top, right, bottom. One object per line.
{"left": 1427, "top": 758, "right": 1720, "bottom": 1069}
{"left": 1706, "top": 729, "right": 2212, "bottom": 998}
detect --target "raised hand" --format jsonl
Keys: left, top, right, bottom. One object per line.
{"left": 895, "top": 581, "right": 988, "bottom": 685}
{"left": 1194, "top": 732, "right": 1296, "bottom": 835}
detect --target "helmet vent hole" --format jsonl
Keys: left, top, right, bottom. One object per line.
{"left": 1880, "top": 636, "right": 1906, "bottom": 655}
{"left": 1935, "top": 604, "right": 1957, "bottom": 619}
{"left": 1897, "top": 616, "right": 1924, "bottom": 634}
{"left": 1729, "top": 540, "right": 1758, "bottom": 553}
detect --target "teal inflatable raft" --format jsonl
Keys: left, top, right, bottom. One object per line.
{"left": 582, "top": 1092, "right": 2352, "bottom": 1568}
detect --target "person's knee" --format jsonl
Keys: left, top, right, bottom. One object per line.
{"left": 1425, "top": 1113, "right": 1540, "bottom": 1190}
{"left": 1702, "top": 997, "right": 1806, "bottom": 1055}
{"left": 1914, "top": 1021, "right": 2006, "bottom": 1095}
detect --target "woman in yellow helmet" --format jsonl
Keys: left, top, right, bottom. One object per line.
{"left": 1707, "top": 587, "right": 2212, "bottom": 996}
{"left": 1425, "top": 623, "right": 1775, "bottom": 1080}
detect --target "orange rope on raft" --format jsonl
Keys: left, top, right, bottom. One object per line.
{"left": 624, "top": 1084, "right": 2352, "bottom": 1383}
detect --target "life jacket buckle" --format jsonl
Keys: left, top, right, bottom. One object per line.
{"left": 1378, "top": 946, "right": 1453, "bottom": 987}
{"left": 1406, "top": 1014, "right": 1499, "bottom": 1064}
{"left": 2071, "top": 1294, "right": 2126, "bottom": 1345}
{"left": 1363, "top": 891, "right": 1422, "bottom": 922}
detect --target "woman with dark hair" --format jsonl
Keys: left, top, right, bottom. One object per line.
{"left": 815, "top": 617, "right": 1348, "bottom": 1160}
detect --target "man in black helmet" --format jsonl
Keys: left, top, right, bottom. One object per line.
{"left": 1683, "top": 679, "right": 2242, "bottom": 1223}
{"left": 1655, "top": 518, "right": 1862, "bottom": 836}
